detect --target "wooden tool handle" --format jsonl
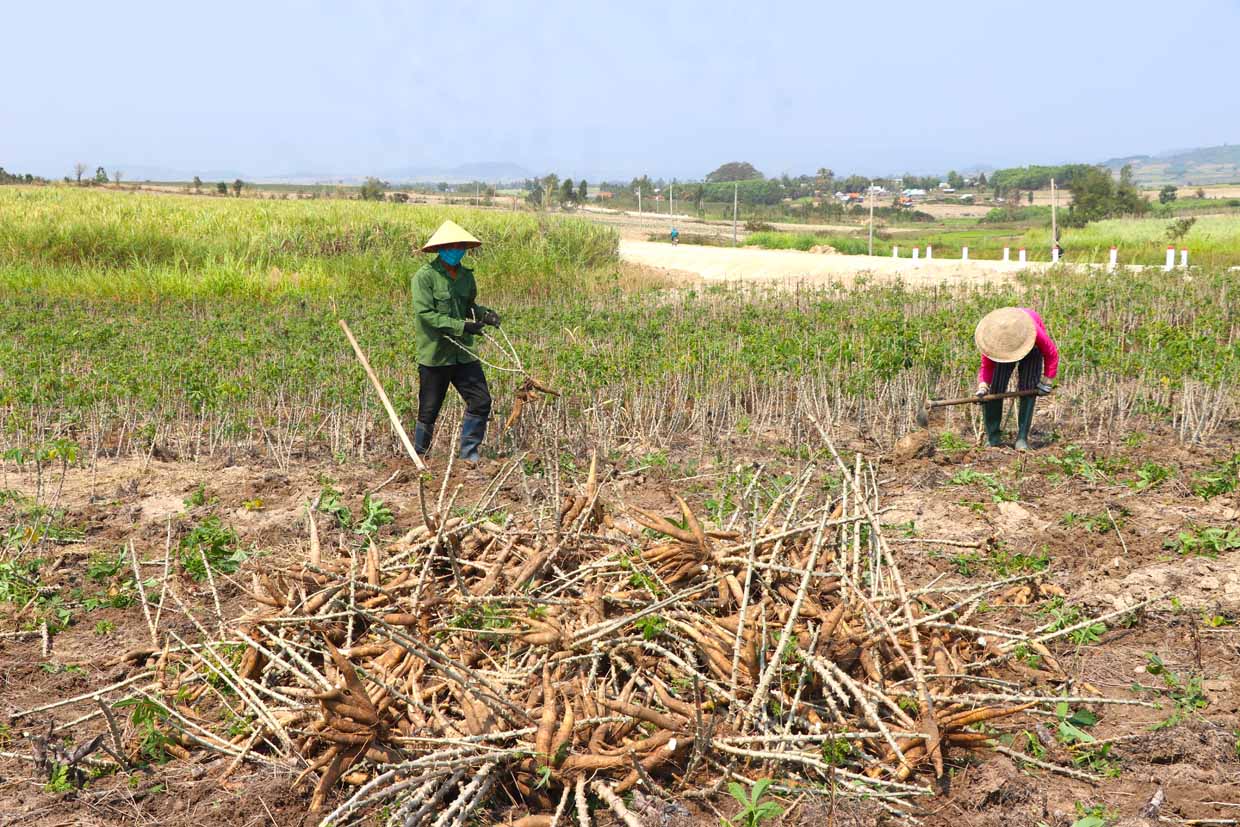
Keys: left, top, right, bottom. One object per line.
{"left": 928, "top": 389, "right": 1042, "bottom": 408}
{"left": 339, "top": 319, "right": 428, "bottom": 472}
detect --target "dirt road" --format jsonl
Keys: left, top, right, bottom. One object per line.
{"left": 619, "top": 239, "right": 1040, "bottom": 287}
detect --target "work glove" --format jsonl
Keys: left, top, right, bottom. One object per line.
{"left": 462, "top": 320, "right": 485, "bottom": 335}
{"left": 481, "top": 309, "right": 501, "bottom": 327}
{"left": 976, "top": 382, "right": 990, "bottom": 398}
{"left": 1036, "top": 377, "right": 1053, "bottom": 396}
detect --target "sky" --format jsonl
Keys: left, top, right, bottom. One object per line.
{"left": 2, "top": 0, "right": 1238, "bottom": 182}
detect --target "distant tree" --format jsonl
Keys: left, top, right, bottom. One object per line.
{"left": 815, "top": 168, "right": 834, "bottom": 190}
{"left": 977, "top": 171, "right": 988, "bottom": 187}
{"left": 192, "top": 176, "right": 203, "bottom": 193}
{"left": 1115, "top": 165, "right": 1150, "bottom": 216}
{"left": 94, "top": 166, "right": 109, "bottom": 184}
{"left": 1195, "top": 187, "right": 1206, "bottom": 199}
{"left": 1067, "top": 166, "right": 1149, "bottom": 223}
{"left": 216, "top": 181, "right": 228, "bottom": 195}
{"left": 232, "top": 178, "right": 244, "bottom": 196}
{"left": 1167, "top": 217, "right": 1197, "bottom": 244}
{"left": 112, "top": 170, "right": 123, "bottom": 186}
{"left": 946, "top": 170, "right": 964, "bottom": 189}
{"left": 359, "top": 177, "right": 389, "bottom": 201}
{"left": 73, "top": 162, "right": 88, "bottom": 184}
{"left": 560, "top": 178, "right": 576, "bottom": 204}
{"left": 1159, "top": 185, "right": 1178, "bottom": 204}
{"left": 1027, "top": 190, "right": 1034, "bottom": 204}
{"left": 839, "top": 175, "right": 870, "bottom": 193}
{"left": 705, "top": 161, "right": 763, "bottom": 183}
{"left": 577, "top": 179, "right": 588, "bottom": 201}
{"left": 525, "top": 180, "right": 545, "bottom": 207}
{"left": 541, "top": 174, "right": 560, "bottom": 208}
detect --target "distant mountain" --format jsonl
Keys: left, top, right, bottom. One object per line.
{"left": 380, "top": 161, "right": 533, "bottom": 185}
{"left": 1100, "top": 144, "right": 1240, "bottom": 185}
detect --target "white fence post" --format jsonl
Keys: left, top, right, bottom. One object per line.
{"left": 926, "top": 245, "right": 933, "bottom": 260}
{"left": 1051, "top": 246, "right": 1059, "bottom": 263}
{"left": 1018, "top": 248, "right": 1026, "bottom": 264}
{"left": 1002, "top": 247, "right": 1010, "bottom": 262}
{"left": 1108, "top": 246, "right": 1118, "bottom": 271}
{"left": 1180, "top": 248, "right": 1188, "bottom": 267}
{"left": 912, "top": 246, "right": 920, "bottom": 260}
{"left": 961, "top": 246, "right": 969, "bottom": 261}
{"left": 1164, "top": 245, "right": 1175, "bottom": 271}
{"left": 892, "top": 245, "right": 899, "bottom": 257}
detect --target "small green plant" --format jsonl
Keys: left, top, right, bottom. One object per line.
{"left": 183, "top": 483, "right": 209, "bottom": 509}
{"left": 178, "top": 517, "right": 246, "bottom": 581}
{"left": 113, "top": 697, "right": 172, "bottom": 763}
{"left": 1041, "top": 599, "right": 1106, "bottom": 645}
{"left": 948, "top": 469, "right": 1017, "bottom": 502}
{"left": 722, "top": 778, "right": 783, "bottom": 827}
{"left": 1130, "top": 461, "right": 1171, "bottom": 491}
{"left": 86, "top": 550, "right": 126, "bottom": 583}
{"left": 1141, "top": 653, "right": 1210, "bottom": 729}
{"left": 1192, "top": 453, "right": 1239, "bottom": 499}
{"left": 93, "top": 619, "right": 115, "bottom": 636}
{"left": 634, "top": 614, "right": 667, "bottom": 640}
{"left": 1043, "top": 446, "right": 1115, "bottom": 482}
{"left": 1070, "top": 801, "right": 1117, "bottom": 827}
{"left": 45, "top": 762, "right": 75, "bottom": 793}
{"left": 1165, "top": 525, "right": 1240, "bottom": 558}
{"left": 1054, "top": 702, "right": 1098, "bottom": 745}
{"left": 1201, "top": 611, "right": 1232, "bottom": 628}
{"left": 355, "top": 494, "right": 394, "bottom": 540}
{"left": 936, "top": 431, "right": 971, "bottom": 454}
{"left": 820, "top": 737, "right": 853, "bottom": 766}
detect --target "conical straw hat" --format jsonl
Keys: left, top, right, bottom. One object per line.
{"left": 420, "top": 220, "right": 483, "bottom": 252}
{"left": 974, "top": 307, "right": 1036, "bottom": 363}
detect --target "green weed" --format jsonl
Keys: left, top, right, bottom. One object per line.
{"left": 722, "top": 778, "right": 783, "bottom": 827}
{"left": 178, "top": 517, "right": 246, "bottom": 581}
{"left": 1165, "top": 525, "right": 1240, "bottom": 558}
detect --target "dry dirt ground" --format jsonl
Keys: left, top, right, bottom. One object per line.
{"left": 2, "top": 418, "right": 1238, "bottom": 826}
{"left": 618, "top": 239, "right": 1045, "bottom": 287}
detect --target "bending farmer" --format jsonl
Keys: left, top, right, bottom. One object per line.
{"left": 974, "top": 307, "right": 1059, "bottom": 451}
{"left": 412, "top": 220, "right": 501, "bottom": 464}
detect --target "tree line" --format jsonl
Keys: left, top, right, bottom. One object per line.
{"left": 0, "top": 166, "right": 47, "bottom": 185}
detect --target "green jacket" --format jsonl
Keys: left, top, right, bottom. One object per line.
{"left": 411, "top": 257, "right": 493, "bottom": 367}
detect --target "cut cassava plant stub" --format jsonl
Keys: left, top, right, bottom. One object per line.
{"left": 974, "top": 306, "right": 1037, "bottom": 363}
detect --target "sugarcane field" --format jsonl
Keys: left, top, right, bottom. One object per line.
{"left": 3, "top": 5, "right": 1240, "bottom": 827}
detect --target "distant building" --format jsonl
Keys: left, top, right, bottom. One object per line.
{"left": 594, "top": 191, "right": 613, "bottom": 200}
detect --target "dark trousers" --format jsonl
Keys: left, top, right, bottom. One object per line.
{"left": 983, "top": 349, "right": 1042, "bottom": 445}
{"left": 989, "top": 349, "right": 1043, "bottom": 393}
{"left": 417, "top": 361, "right": 491, "bottom": 428}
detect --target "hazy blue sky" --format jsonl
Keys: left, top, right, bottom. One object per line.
{"left": 3, "top": 0, "right": 1237, "bottom": 181}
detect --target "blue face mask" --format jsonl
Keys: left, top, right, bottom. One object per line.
{"left": 438, "top": 248, "right": 466, "bottom": 267}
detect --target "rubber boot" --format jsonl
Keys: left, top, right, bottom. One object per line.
{"left": 459, "top": 415, "right": 487, "bottom": 464}
{"left": 982, "top": 400, "right": 1004, "bottom": 447}
{"left": 414, "top": 422, "right": 433, "bottom": 457}
{"left": 1015, "top": 396, "right": 1036, "bottom": 452}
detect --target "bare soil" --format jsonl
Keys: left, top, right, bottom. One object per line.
{"left": 618, "top": 239, "right": 1045, "bottom": 287}
{"left": 2, "top": 420, "right": 1238, "bottom": 826}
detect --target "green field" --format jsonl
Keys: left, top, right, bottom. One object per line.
{"left": 0, "top": 187, "right": 617, "bottom": 299}
{"left": 2, "top": 187, "right": 1237, "bottom": 461}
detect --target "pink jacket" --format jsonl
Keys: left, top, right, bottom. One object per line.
{"left": 978, "top": 308, "right": 1059, "bottom": 383}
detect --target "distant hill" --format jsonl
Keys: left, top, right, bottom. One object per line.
{"left": 1101, "top": 144, "right": 1240, "bottom": 186}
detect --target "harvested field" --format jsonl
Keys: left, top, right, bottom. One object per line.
{"left": 2, "top": 188, "right": 1238, "bottom": 827}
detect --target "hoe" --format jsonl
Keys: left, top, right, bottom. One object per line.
{"left": 915, "top": 388, "right": 1044, "bottom": 428}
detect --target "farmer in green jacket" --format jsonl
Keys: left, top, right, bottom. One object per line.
{"left": 412, "top": 220, "right": 500, "bottom": 464}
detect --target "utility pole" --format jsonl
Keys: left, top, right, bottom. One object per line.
{"left": 637, "top": 186, "right": 642, "bottom": 218}
{"left": 868, "top": 182, "right": 875, "bottom": 256}
{"left": 670, "top": 182, "right": 675, "bottom": 221}
{"left": 732, "top": 182, "right": 738, "bottom": 246}
{"left": 1051, "top": 177, "right": 1058, "bottom": 253}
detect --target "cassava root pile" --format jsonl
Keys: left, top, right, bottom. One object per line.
{"left": 42, "top": 441, "right": 1135, "bottom": 826}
